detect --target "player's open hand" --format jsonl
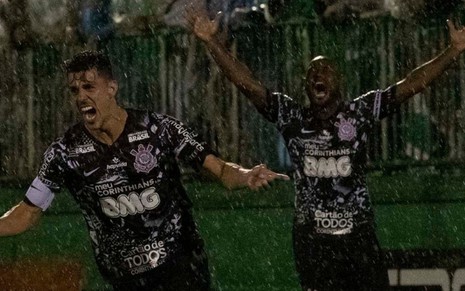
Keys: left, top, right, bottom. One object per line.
{"left": 185, "top": 6, "right": 222, "bottom": 43}
{"left": 246, "top": 164, "right": 290, "bottom": 191}
{"left": 448, "top": 20, "right": 465, "bottom": 52}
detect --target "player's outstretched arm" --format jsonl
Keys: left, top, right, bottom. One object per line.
{"left": 0, "top": 201, "right": 42, "bottom": 236}
{"left": 186, "top": 8, "right": 269, "bottom": 111}
{"left": 393, "top": 20, "right": 465, "bottom": 104}
{"left": 202, "top": 155, "right": 290, "bottom": 191}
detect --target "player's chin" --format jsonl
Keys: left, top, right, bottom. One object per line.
{"left": 81, "top": 113, "right": 100, "bottom": 127}
{"left": 83, "top": 119, "right": 100, "bottom": 130}
{"left": 313, "top": 98, "right": 330, "bottom": 106}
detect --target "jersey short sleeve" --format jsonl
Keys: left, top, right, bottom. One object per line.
{"left": 258, "top": 91, "right": 304, "bottom": 130}
{"left": 37, "top": 140, "right": 67, "bottom": 191}
{"left": 25, "top": 139, "right": 67, "bottom": 210}
{"left": 157, "top": 115, "right": 215, "bottom": 168}
{"left": 352, "top": 86, "right": 398, "bottom": 121}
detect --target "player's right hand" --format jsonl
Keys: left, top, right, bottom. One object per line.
{"left": 185, "top": 6, "right": 222, "bottom": 43}
{"left": 246, "top": 164, "right": 290, "bottom": 191}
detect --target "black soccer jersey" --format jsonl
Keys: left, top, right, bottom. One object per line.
{"left": 260, "top": 88, "right": 398, "bottom": 235}
{"left": 27, "top": 109, "right": 213, "bottom": 282}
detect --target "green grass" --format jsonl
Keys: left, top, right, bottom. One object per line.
{"left": 0, "top": 208, "right": 298, "bottom": 291}
{"left": 198, "top": 208, "right": 299, "bottom": 291}
{"left": 1, "top": 170, "right": 465, "bottom": 290}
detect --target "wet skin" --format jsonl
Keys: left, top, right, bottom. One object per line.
{"left": 67, "top": 68, "right": 126, "bottom": 145}
{"left": 305, "top": 56, "right": 343, "bottom": 119}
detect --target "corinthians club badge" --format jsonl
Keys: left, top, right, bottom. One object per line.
{"left": 335, "top": 117, "right": 356, "bottom": 141}
{"left": 130, "top": 144, "right": 156, "bottom": 173}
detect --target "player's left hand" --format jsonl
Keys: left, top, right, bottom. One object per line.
{"left": 448, "top": 19, "right": 465, "bottom": 52}
{"left": 246, "top": 164, "right": 290, "bottom": 191}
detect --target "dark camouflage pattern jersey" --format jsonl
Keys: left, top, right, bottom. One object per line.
{"left": 26, "top": 109, "right": 213, "bottom": 282}
{"left": 260, "top": 88, "right": 397, "bottom": 235}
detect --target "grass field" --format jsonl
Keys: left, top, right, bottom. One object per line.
{"left": 1, "top": 168, "right": 465, "bottom": 290}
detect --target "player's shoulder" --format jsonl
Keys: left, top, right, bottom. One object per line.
{"left": 347, "top": 89, "right": 381, "bottom": 113}
{"left": 124, "top": 108, "right": 168, "bottom": 128}
{"left": 38, "top": 124, "right": 82, "bottom": 160}
{"left": 147, "top": 111, "right": 184, "bottom": 127}
{"left": 126, "top": 108, "right": 174, "bottom": 125}
{"left": 49, "top": 122, "right": 82, "bottom": 148}
{"left": 352, "top": 87, "right": 395, "bottom": 103}
{"left": 269, "top": 91, "right": 294, "bottom": 102}
{"left": 126, "top": 109, "right": 185, "bottom": 135}
{"left": 353, "top": 90, "right": 378, "bottom": 103}
{"left": 60, "top": 122, "right": 92, "bottom": 145}
{"left": 42, "top": 123, "right": 83, "bottom": 158}
{"left": 268, "top": 91, "right": 303, "bottom": 115}
{"left": 125, "top": 108, "right": 150, "bottom": 124}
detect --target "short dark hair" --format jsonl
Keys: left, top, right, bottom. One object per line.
{"left": 63, "top": 50, "right": 114, "bottom": 80}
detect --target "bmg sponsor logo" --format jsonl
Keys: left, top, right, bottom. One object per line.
{"left": 100, "top": 187, "right": 160, "bottom": 218}
{"left": 304, "top": 156, "right": 352, "bottom": 178}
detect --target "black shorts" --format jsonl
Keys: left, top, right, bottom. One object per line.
{"left": 293, "top": 223, "right": 389, "bottom": 291}
{"left": 111, "top": 247, "right": 211, "bottom": 291}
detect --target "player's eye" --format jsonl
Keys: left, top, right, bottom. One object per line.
{"left": 82, "top": 84, "right": 94, "bottom": 90}
{"left": 69, "top": 87, "right": 79, "bottom": 95}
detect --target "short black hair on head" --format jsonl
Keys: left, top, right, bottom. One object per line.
{"left": 63, "top": 50, "right": 114, "bottom": 80}
{"left": 308, "top": 55, "right": 334, "bottom": 69}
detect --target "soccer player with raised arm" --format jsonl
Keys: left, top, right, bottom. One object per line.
{"left": 0, "top": 51, "right": 289, "bottom": 291}
{"left": 190, "top": 9, "right": 465, "bottom": 291}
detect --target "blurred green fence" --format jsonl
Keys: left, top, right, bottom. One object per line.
{"left": 0, "top": 17, "right": 464, "bottom": 178}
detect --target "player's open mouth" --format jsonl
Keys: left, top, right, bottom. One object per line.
{"left": 314, "top": 82, "right": 328, "bottom": 98}
{"left": 80, "top": 106, "right": 97, "bottom": 122}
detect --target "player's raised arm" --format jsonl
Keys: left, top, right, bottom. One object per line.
{"left": 0, "top": 200, "right": 42, "bottom": 236}
{"left": 202, "top": 154, "right": 290, "bottom": 191}
{"left": 187, "top": 7, "right": 269, "bottom": 111}
{"left": 392, "top": 20, "right": 465, "bottom": 104}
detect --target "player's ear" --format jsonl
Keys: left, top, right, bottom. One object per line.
{"left": 108, "top": 80, "right": 118, "bottom": 97}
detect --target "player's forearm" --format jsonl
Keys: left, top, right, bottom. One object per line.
{"left": 204, "top": 37, "right": 268, "bottom": 107}
{"left": 0, "top": 219, "right": 23, "bottom": 237}
{"left": 202, "top": 155, "right": 249, "bottom": 190}
{"left": 395, "top": 45, "right": 461, "bottom": 103}
{"left": 219, "top": 162, "right": 250, "bottom": 190}
{"left": 0, "top": 202, "right": 41, "bottom": 236}
{"left": 0, "top": 205, "right": 24, "bottom": 236}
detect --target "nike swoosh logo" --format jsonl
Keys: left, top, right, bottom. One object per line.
{"left": 83, "top": 168, "right": 99, "bottom": 177}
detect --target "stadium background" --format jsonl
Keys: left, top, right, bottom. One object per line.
{"left": 1, "top": 1, "right": 465, "bottom": 290}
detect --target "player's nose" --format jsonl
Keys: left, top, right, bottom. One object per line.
{"left": 76, "top": 89, "right": 89, "bottom": 102}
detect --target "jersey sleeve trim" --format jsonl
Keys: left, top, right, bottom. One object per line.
{"left": 373, "top": 90, "right": 382, "bottom": 120}
{"left": 25, "top": 177, "right": 55, "bottom": 211}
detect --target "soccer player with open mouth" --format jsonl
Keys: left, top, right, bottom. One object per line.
{"left": 0, "top": 50, "right": 289, "bottom": 290}
{"left": 190, "top": 7, "right": 465, "bottom": 291}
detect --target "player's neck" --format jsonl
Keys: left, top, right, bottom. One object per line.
{"left": 87, "top": 106, "right": 128, "bottom": 145}
{"left": 313, "top": 99, "right": 342, "bottom": 120}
